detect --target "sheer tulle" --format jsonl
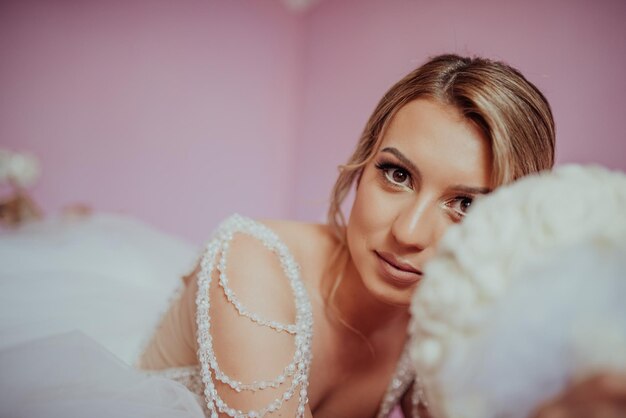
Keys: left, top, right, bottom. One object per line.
{"left": 0, "top": 213, "right": 197, "bottom": 364}
{"left": 0, "top": 213, "right": 204, "bottom": 417}
{"left": 0, "top": 332, "right": 205, "bottom": 418}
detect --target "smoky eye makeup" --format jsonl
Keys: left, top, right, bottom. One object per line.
{"left": 374, "top": 158, "right": 413, "bottom": 189}
{"left": 443, "top": 195, "right": 474, "bottom": 222}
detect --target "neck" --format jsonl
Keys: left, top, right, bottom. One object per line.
{"left": 329, "top": 254, "right": 410, "bottom": 339}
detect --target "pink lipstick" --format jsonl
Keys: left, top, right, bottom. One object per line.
{"left": 375, "top": 251, "right": 422, "bottom": 287}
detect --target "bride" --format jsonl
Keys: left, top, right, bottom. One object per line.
{"left": 136, "top": 54, "right": 555, "bottom": 417}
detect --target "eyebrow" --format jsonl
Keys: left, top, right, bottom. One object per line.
{"left": 452, "top": 185, "right": 492, "bottom": 195}
{"left": 379, "top": 146, "right": 492, "bottom": 195}
{"left": 380, "top": 147, "right": 422, "bottom": 183}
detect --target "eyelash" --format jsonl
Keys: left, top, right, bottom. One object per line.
{"left": 375, "top": 161, "right": 412, "bottom": 189}
{"left": 374, "top": 159, "right": 474, "bottom": 221}
{"left": 445, "top": 196, "right": 474, "bottom": 221}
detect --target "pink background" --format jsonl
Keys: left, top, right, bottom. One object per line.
{"left": 2, "top": 0, "right": 625, "bottom": 243}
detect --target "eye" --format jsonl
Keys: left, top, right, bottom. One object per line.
{"left": 376, "top": 162, "right": 412, "bottom": 188}
{"left": 447, "top": 196, "right": 474, "bottom": 217}
{"left": 387, "top": 168, "right": 410, "bottom": 186}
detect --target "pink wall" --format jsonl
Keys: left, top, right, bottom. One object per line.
{"left": 294, "top": 0, "right": 626, "bottom": 221}
{"left": 2, "top": 0, "right": 625, "bottom": 241}
{"left": 0, "top": 0, "right": 303, "bottom": 243}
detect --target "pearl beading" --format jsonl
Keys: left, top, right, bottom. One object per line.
{"left": 195, "top": 214, "right": 313, "bottom": 418}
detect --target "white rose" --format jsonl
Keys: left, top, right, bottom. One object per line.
{"left": 0, "top": 150, "right": 41, "bottom": 188}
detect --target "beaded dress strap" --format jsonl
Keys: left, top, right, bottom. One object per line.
{"left": 195, "top": 214, "right": 314, "bottom": 418}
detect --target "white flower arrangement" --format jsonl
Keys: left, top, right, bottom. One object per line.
{"left": 409, "top": 165, "right": 626, "bottom": 418}
{"left": 0, "top": 149, "right": 41, "bottom": 189}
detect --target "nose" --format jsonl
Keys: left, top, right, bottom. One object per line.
{"left": 391, "top": 196, "right": 442, "bottom": 252}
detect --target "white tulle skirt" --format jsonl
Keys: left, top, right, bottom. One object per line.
{"left": 0, "top": 332, "right": 205, "bottom": 418}
{"left": 0, "top": 213, "right": 204, "bottom": 417}
{"left": 0, "top": 212, "right": 198, "bottom": 363}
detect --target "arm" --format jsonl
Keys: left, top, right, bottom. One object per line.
{"left": 532, "top": 373, "right": 626, "bottom": 418}
{"left": 195, "top": 218, "right": 313, "bottom": 417}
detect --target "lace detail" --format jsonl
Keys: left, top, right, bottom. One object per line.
{"left": 195, "top": 214, "right": 314, "bottom": 418}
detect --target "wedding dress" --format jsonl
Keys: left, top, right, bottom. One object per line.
{"left": 0, "top": 332, "right": 205, "bottom": 418}
{"left": 141, "top": 214, "right": 419, "bottom": 417}
{"left": 0, "top": 213, "right": 417, "bottom": 417}
{"left": 0, "top": 213, "right": 203, "bottom": 417}
{"left": 0, "top": 212, "right": 197, "bottom": 362}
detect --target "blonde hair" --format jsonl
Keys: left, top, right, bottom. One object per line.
{"left": 328, "top": 54, "right": 555, "bottom": 243}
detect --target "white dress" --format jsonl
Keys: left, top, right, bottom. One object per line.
{"left": 0, "top": 213, "right": 202, "bottom": 417}
{"left": 0, "top": 214, "right": 418, "bottom": 417}
{"left": 147, "top": 214, "right": 419, "bottom": 417}
{"left": 0, "top": 212, "right": 197, "bottom": 363}
{"left": 0, "top": 332, "right": 206, "bottom": 418}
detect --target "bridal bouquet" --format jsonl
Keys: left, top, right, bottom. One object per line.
{"left": 409, "top": 165, "right": 626, "bottom": 418}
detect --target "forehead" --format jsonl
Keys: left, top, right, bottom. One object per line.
{"left": 379, "top": 99, "right": 493, "bottom": 187}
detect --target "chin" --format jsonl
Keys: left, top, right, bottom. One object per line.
{"left": 362, "top": 272, "right": 418, "bottom": 307}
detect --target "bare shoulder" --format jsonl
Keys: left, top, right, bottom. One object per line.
{"left": 211, "top": 218, "right": 309, "bottom": 321}
{"left": 259, "top": 218, "right": 340, "bottom": 281}
{"left": 193, "top": 216, "right": 317, "bottom": 416}
{"left": 259, "top": 218, "right": 337, "bottom": 248}
{"left": 201, "top": 216, "right": 334, "bottom": 320}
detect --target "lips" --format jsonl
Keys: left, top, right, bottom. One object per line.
{"left": 375, "top": 251, "right": 422, "bottom": 287}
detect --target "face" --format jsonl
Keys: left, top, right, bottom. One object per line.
{"left": 346, "top": 99, "right": 493, "bottom": 306}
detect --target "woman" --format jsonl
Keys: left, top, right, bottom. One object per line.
{"left": 139, "top": 54, "right": 555, "bottom": 417}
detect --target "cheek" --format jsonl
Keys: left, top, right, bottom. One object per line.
{"left": 347, "top": 177, "right": 394, "bottom": 245}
